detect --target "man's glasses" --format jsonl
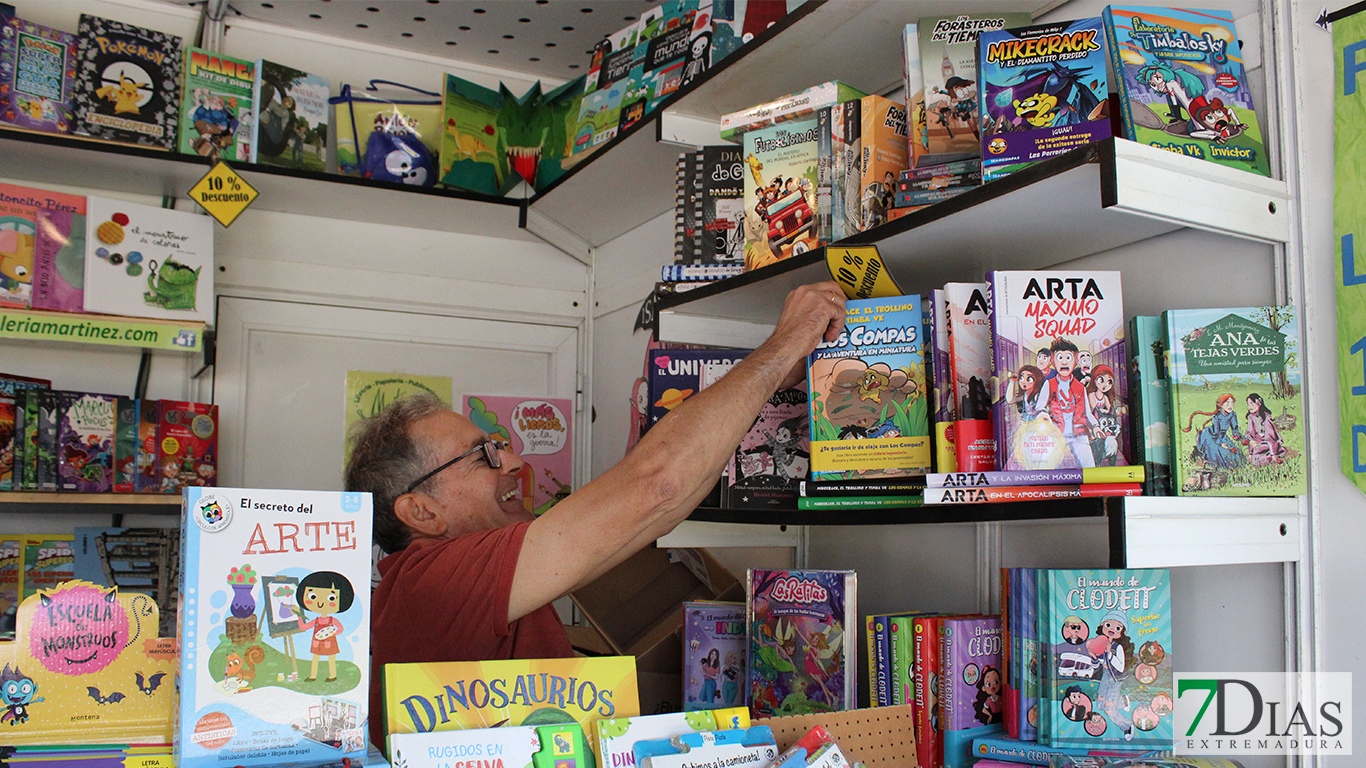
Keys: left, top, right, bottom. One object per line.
{"left": 404, "top": 440, "right": 503, "bottom": 494}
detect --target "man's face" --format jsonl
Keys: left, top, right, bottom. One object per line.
{"left": 410, "top": 411, "right": 530, "bottom": 537}
{"left": 1054, "top": 350, "right": 1075, "bottom": 379}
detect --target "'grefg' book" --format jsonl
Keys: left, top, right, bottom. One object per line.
{"left": 175, "top": 487, "right": 374, "bottom": 768}
{"left": 808, "top": 296, "right": 930, "bottom": 480}
{"left": 746, "top": 569, "right": 856, "bottom": 717}
{"left": 987, "top": 271, "right": 1127, "bottom": 472}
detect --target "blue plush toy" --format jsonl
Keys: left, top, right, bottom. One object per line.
{"left": 362, "top": 116, "right": 436, "bottom": 186}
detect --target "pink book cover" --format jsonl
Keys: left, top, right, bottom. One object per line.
{"left": 30, "top": 207, "right": 85, "bottom": 312}
{"left": 463, "top": 394, "right": 573, "bottom": 515}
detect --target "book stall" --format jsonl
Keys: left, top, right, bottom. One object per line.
{"left": 0, "top": 1, "right": 1351, "bottom": 768}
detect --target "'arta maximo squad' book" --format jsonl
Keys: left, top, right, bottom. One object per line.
{"left": 176, "top": 487, "right": 374, "bottom": 768}
{"left": 988, "top": 271, "right": 1127, "bottom": 472}
{"left": 747, "top": 569, "right": 856, "bottom": 718}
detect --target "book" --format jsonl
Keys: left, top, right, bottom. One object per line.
{"left": 662, "top": 263, "right": 744, "bottom": 281}
{"left": 929, "top": 289, "right": 957, "bottom": 472}
{"left": 0, "top": 375, "right": 19, "bottom": 490}
{"left": 912, "top": 615, "right": 943, "bottom": 768}
{"left": 798, "top": 479, "right": 925, "bottom": 496}
{"left": 382, "top": 657, "right": 640, "bottom": 753}
{"left": 634, "top": 726, "right": 778, "bottom": 768}
{"left": 924, "top": 484, "right": 1141, "bottom": 505}
{"left": 698, "top": 145, "right": 746, "bottom": 265}
{"left": 71, "top": 15, "right": 182, "bottom": 148}
{"left": 904, "top": 23, "right": 928, "bottom": 168}
{"left": 647, "top": 348, "right": 749, "bottom": 428}
{"left": 599, "top": 709, "right": 749, "bottom": 768}
{"left": 918, "top": 13, "right": 1031, "bottom": 165}
{"left": 178, "top": 48, "right": 255, "bottom": 162}
{"left": 0, "top": 537, "right": 16, "bottom": 639}
{"left": 31, "top": 389, "right": 57, "bottom": 492}
{"left": 1003, "top": 569, "right": 1016, "bottom": 738}
{"left": 83, "top": 196, "right": 216, "bottom": 323}
{"left": 392, "top": 723, "right": 593, "bottom": 768}
{"left": 1017, "top": 569, "right": 1039, "bottom": 742}
{"left": 979, "top": 18, "right": 1112, "bottom": 182}
{"left": 133, "top": 399, "right": 161, "bottom": 492}
{"left": 971, "top": 734, "right": 1168, "bottom": 765}
{"left": 988, "top": 271, "right": 1127, "bottom": 472}
{"left": 0, "top": 15, "right": 77, "bottom": 135}
{"left": 816, "top": 107, "right": 834, "bottom": 247}
{"left": 1165, "top": 306, "right": 1305, "bottom": 495}
{"left": 20, "top": 535, "right": 73, "bottom": 602}
{"left": 30, "top": 207, "right": 85, "bottom": 313}
{"left": 939, "top": 616, "right": 1004, "bottom": 768}
{"left": 857, "top": 95, "right": 909, "bottom": 231}
{"left": 1103, "top": 6, "right": 1271, "bottom": 177}
{"left": 176, "top": 487, "right": 375, "bottom": 768}
{"left": 870, "top": 614, "right": 889, "bottom": 706}
{"left": 155, "top": 401, "right": 218, "bottom": 494}
{"left": 1050, "top": 759, "right": 1241, "bottom": 768}
{"left": 462, "top": 395, "right": 572, "bottom": 515}
{"left": 0, "top": 182, "right": 87, "bottom": 310}
{"left": 925, "top": 467, "right": 1144, "bottom": 487}
{"left": 894, "top": 186, "right": 973, "bottom": 208}
{"left": 742, "top": 117, "right": 822, "bottom": 271}
{"left": 1127, "top": 316, "right": 1172, "bottom": 495}
{"left": 902, "top": 159, "right": 981, "bottom": 181}
{"left": 944, "top": 282, "right": 994, "bottom": 471}
{"left": 830, "top": 98, "right": 861, "bottom": 242}
{"left": 808, "top": 295, "right": 931, "bottom": 480}
{"left": 725, "top": 387, "right": 808, "bottom": 510}
{"left": 796, "top": 495, "right": 921, "bottom": 510}
{"left": 683, "top": 602, "right": 747, "bottom": 711}
{"left": 675, "top": 151, "right": 696, "bottom": 263}
{"left": 112, "top": 396, "right": 137, "bottom": 492}
{"left": 888, "top": 614, "right": 917, "bottom": 707}
{"left": 720, "top": 81, "right": 867, "bottom": 143}
{"left": 57, "top": 391, "right": 115, "bottom": 492}
{"left": 573, "top": 80, "right": 624, "bottom": 155}
{"left": 251, "top": 60, "right": 328, "bottom": 170}
{"left": 746, "top": 569, "right": 856, "bottom": 717}
{"left": 1039, "top": 569, "right": 1172, "bottom": 751}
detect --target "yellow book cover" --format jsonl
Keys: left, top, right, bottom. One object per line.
{"left": 384, "top": 656, "right": 640, "bottom": 749}
{"left": 0, "top": 579, "right": 176, "bottom": 744}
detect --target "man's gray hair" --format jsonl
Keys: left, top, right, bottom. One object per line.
{"left": 345, "top": 392, "right": 448, "bottom": 554}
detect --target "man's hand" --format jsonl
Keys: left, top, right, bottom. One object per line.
{"left": 767, "top": 282, "right": 848, "bottom": 390}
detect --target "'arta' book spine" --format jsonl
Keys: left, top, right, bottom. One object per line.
{"left": 924, "top": 483, "right": 1140, "bottom": 505}
{"left": 925, "top": 466, "right": 1143, "bottom": 487}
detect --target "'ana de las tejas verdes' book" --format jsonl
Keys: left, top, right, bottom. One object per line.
{"left": 71, "top": 14, "right": 182, "bottom": 148}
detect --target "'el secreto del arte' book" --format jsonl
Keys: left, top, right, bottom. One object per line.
{"left": 175, "top": 487, "right": 374, "bottom": 768}
{"left": 808, "top": 295, "right": 930, "bottom": 480}
{"left": 746, "top": 569, "right": 856, "bottom": 717}
{"left": 988, "top": 271, "right": 1127, "bottom": 472}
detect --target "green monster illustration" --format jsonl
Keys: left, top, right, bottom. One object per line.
{"left": 144, "top": 257, "right": 200, "bottom": 311}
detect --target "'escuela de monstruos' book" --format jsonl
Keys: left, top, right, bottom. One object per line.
{"left": 0, "top": 15, "right": 78, "bottom": 135}
{"left": 175, "top": 487, "right": 374, "bottom": 768}
{"left": 71, "top": 14, "right": 182, "bottom": 148}
{"left": 988, "top": 271, "right": 1127, "bottom": 472}
{"left": 747, "top": 569, "right": 856, "bottom": 717}
{"left": 808, "top": 296, "right": 930, "bottom": 480}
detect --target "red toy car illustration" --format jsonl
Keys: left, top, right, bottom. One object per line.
{"left": 765, "top": 187, "right": 817, "bottom": 256}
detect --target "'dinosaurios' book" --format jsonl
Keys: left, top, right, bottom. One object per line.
{"left": 0, "top": 15, "right": 78, "bottom": 135}
{"left": 71, "top": 14, "right": 182, "bottom": 148}
{"left": 747, "top": 569, "right": 856, "bottom": 717}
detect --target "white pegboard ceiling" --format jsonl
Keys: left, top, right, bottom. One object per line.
{"left": 177, "top": 0, "right": 661, "bottom": 82}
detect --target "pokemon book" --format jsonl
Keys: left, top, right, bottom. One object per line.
{"left": 918, "top": 13, "right": 1031, "bottom": 165}
{"left": 988, "top": 271, "right": 1127, "bottom": 472}
{"left": 1128, "top": 316, "right": 1172, "bottom": 495}
{"left": 176, "top": 487, "right": 374, "bottom": 768}
{"left": 0, "top": 579, "right": 177, "bottom": 745}
{"left": 746, "top": 569, "right": 856, "bottom": 717}
{"left": 391, "top": 723, "right": 594, "bottom": 768}
{"left": 1165, "top": 307, "right": 1305, "bottom": 496}
{"left": 1040, "top": 570, "right": 1172, "bottom": 751}
{"left": 463, "top": 395, "right": 572, "bottom": 515}
{"left": 808, "top": 296, "right": 930, "bottom": 480}
{"left": 250, "top": 60, "right": 328, "bottom": 170}
{"left": 0, "top": 182, "right": 86, "bottom": 310}
{"left": 939, "top": 616, "right": 1004, "bottom": 768}
{"left": 82, "top": 196, "right": 215, "bottom": 323}
{"left": 0, "top": 15, "right": 77, "bottom": 135}
{"left": 598, "top": 708, "right": 749, "bottom": 768}
{"left": 742, "top": 117, "right": 822, "bottom": 271}
{"left": 383, "top": 656, "right": 640, "bottom": 755}
{"left": 682, "top": 602, "right": 747, "bottom": 711}
{"left": 31, "top": 207, "right": 86, "bottom": 313}
{"left": 1104, "top": 6, "right": 1270, "bottom": 177}
{"left": 71, "top": 15, "right": 182, "bottom": 148}
{"left": 979, "top": 18, "right": 1112, "bottom": 182}
{"left": 178, "top": 48, "right": 255, "bottom": 163}
{"left": 57, "top": 391, "right": 115, "bottom": 493}
{"left": 725, "top": 388, "right": 807, "bottom": 510}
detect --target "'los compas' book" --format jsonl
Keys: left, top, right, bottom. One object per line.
{"left": 71, "top": 15, "right": 182, "bottom": 148}
{"left": 747, "top": 569, "right": 856, "bottom": 717}
{"left": 176, "top": 487, "right": 374, "bottom": 768}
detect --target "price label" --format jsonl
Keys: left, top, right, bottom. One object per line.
{"left": 188, "top": 161, "right": 260, "bottom": 227}
{"left": 825, "top": 245, "right": 902, "bottom": 300}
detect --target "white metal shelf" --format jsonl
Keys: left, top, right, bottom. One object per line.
{"left": 1116, "top": 496, "right": 1302, "bottom": 567}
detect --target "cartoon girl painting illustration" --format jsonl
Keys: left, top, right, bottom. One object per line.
{"left": 1244, "top": 393, "right": 1287, "bottom": 466}
{"left": 1087, "top": 364, "right": 1122, "bottom": 466}
{"left": 1088, "top": 611, "right": 1136, "bottom": 740}
{"left": 974, "top": 665, "right": 1002, "bottom": 725}
{"left": 1183, "top": 393, "right": 1245, "bottom": 469}
{"left": 1004, "top": 364, "right": 1046, "bottom": 421}
{"left": 296, "top": 571, "right": 355, "bottom": 683}
{"left": 699, "top": 648, "right": 720, "bottom": 703}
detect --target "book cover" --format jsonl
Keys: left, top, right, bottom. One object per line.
{"left": 20, "top": 535, "right": 72, "bottom": 602}
{"left": 796, "top": 495, "right": 921, "bottom": 510}
{"left": 945, "top": 282, "right": 994, "bottom": 471}
{"left": 830, "top": 98, "right": 861, "bottom": 242}
{"left": 392, "top": 723, "right": 593, "bottom": 768}
{"left": 0, "top": 15, "right": 77, "bottom": 134}
{"left": 971, "top": 734, "right": 1167, "bottom": 765}
{"left": 462, "top": 395, "right": 572, "bottom": 515}
{"left": 742, "top": 117, "right": 821, "bottom": 271}
{"left": 870, "top": 614, "right": 889, "bottom": 707}
{"left": 979, "top": 18, "right": 1112, "bottom": 182}
{"left": 816, "top": 106, "right": 833, "bottom": 247}
{"left": 808, "top": 295, "right": 931, "bottom": 480}
{"left": 799, "top": 479, "right": 925, "bottom": 496}
{"left": 1166, "top": 306, "right": 1304, "bottom": 495}
{"left": 1040, "top": 569, "right": 1172, "bottom": 751}
{"left": 57, "top": 391, "right": 115, "bottom": 492}
{"left": 682, "top": 602, "right": 747, "bottom": 711}
{"left": 1103, "top": 6, "right": 1270, "bottom": 177}
{"left": 929, "top": 289, "right": 957, "bottom": 472}
{"left": 133, "top": 399, "right": 160, "bottom": 492}
{"left": 904, "top": 24, "right": 929, "bottom": 168}
{"left": 918, "top": 13, "right": 1031, "bottom": 164}
{"left": 11, "top": 387, "right": 27, "bottom": 490}
{"left": 648, "top": 348, "right": 749, "bottom": 428}
{"left": 725, "top": 387, "right": 808, "bottom": 510}
{"left": 939, "top": 616, "right": 1004, "bottom": 768}
{"left": 699, "top": 145, "right": 745, "bottom": 265}
{"left": 82, "top": 196, "right": 215, "bottom": 323}
{"left": 988, "top": 271, "right": 1126, "bottom": 472}
{"left": 926, "top": 467, "right": 1144, "bottom": 487}
{"left": 155, "top": 401, "right": 218, "bottom": 494}
{"left": 1018, "top": 569, "right": 1040, "bottom": 742}
{"left": 573, "top": 81, "right": 624, "bottom": 155}
{"left": 179, "top": 48, "right": 254, "bottom": 162}
{"left": 251, "top": 60, "right": 328, "bottom": 170}
{"left": 634, "top": 727, "right": 778, "bottom": 768}
{"left": 30, "top": 208, "right": 85, "bottom": 312}
{"left": 1128, "top": 316, "right": 1172, "bottom": 495}
{"left": 0, "top": 375, "right": 17, "bottom": 490}
{"left": 71, "top": 15, "right": 181, "bottom": 148}
{"left": 176, "top": 487, "right": 374, "bottom": 768}
{"left": 0, "top": 537, "right": 17, "bottom": 639}
{"left": 33, "top": 389, "right": 57, "bottom": 492}
{"left": 112, "top": 396, "right": 137, "bottom": 492}
{"left": 746, "top": 569, "right": 856, "bottom": 717}
{"left": 889, "top": 614, "right": 916, "bottom": 707}
{"left": 599, "top": 709, "right": 749, "bottom": 768}
{"left": 0, "top": 183, "right": 86, "bottom": 311}
{"left": 857, "top": 95, "right": 909, "bottom": 231}
{"left": 912, "top": 615, "right": 943, "bottom": 768}
{"left": 675, "top": 151, "right": 695, "bottom": 263}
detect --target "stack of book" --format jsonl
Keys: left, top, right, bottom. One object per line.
{"left": 668, "top": 146, "right": 745, "bottom": 291}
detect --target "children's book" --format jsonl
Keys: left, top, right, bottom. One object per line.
{"left": 20, "top": 535, "right": 73, "bottom": 602}
{"left": 33, "top": 389, "right": 57, "bottom": 492}
{"left": 83, "top": 196, "right": 215, "bottom": 323}
{"left": 133, "top": 399, "right": 160, "bottom": 492}
{"left": 830, "top": 98, "right": 861, "bottom": 241}
{"left": 808, "top": 295, "right": 930, "bottom": 480}
{"left": 462, "top": 395, "right": 572, "bottom": 515}
{"left": 0, "top": 375, "right": 18, "bottom": 491}
{"left": 391, "top": 723, "right": 593, "bottom": 768}
{"left": 725, "top": 387, "right": 807, "bottom": 510}
{"left": 746, "top": 569, "right": 856, "bottom": 717}
{"left": 929, "top": 289, "right": 957, "bottom": 472}
{"left": 742, "top": 117, "right": 822, "bottom": 271}
{"left": 112, "top": 396, "right": 137, "bottom": 492}
{"left": 251, "top": 60, "right": 328, "bottom": 170}
{"left": 1017, "top": 568, "right": 1040, "bottom": 742}
{"left": 971, "top": 734, "right": 1168, "bottom": 766}
{"left": 179, "top": 48, "right": 255, "bottom": 162}
{"left": 57, "top": 391, "right": 115, "bottom": 492}
{"left": 0, "top": 15, "right": 77, "bottom": 135}
{"left": 1128, "top": 316, "right": 1172, "bottom": 495}
{"left": 675, "top": 151, "right": 697, "bottom": 263}
{"left": 1051, "top": 759, "right": 1242, "bottom": 768}
{"left": 988, "top": 271, "right": 1126, "bottom": 472}
{"left": 648, "top": 348, "right": 749, "bottom": 429}
{"left": 633, "top": 726, "right": 778, "bottom": 768}
{"left": 944, "top": 283, "right": 994, "bottom": 471}
{"left": 71, "top": 15, "right": 181, "bottom": 148}
{"left": 0, "top": 537, "right": 19, "bottom": 639}
{"left": 939, "top": 616, "right": 1004, "bottom": 768}
{"left": 599, "top": 708, "right": 749, "bottom": 768}
{"left": 0, "top": 183, "right": 86, "bottom": 310}
{"left": 683, "top": 603, "right": 747, "bottom": 711}
{"left": 1039, "top": 569, "right": 1172, "bottom": 751}
{"left": 918, "top": 13, "right": 1031, "bottom": 165}
{"left": 30, "top": 208, "right": 85, "bottom": 312}
{"left": 1165, "top": 306, "right": 1304, "bottom": 496}
{"left": 155, "top": 400, "right": 218, "bottom": 493}
{"left": 912, "top": 615, "right": 943, "bottom": 768}
{"left": 904, "top": 24, "right": 929, "bottom": 169}
{"left": 573, "top": 80, "right": 624, "bottom": 154}
{"left": 979, "top": 18, "right": 1112, "bottom": 182}
{"left": 1103, "top": 6, "right": 1270, "bottom": 177}
{"left": 857, "top": 95, "right": 909, "bottom": 231}
{"left": 720, "top": 81, "right": 867, "bottom": 143}
{"left": 176, "top": 487, "right": 374, "bottom": 768}
{"left": 698, "top": 145, "right": 745, "bottom": 265}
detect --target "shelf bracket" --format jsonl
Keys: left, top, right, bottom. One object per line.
{"left": 134, "top": 350, "right": 153, "bottom": 400}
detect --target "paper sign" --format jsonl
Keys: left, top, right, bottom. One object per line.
{"left": 826, "top": 245, "right": 902, "bottom": 300}
{"left": 188, "top": 162, "right": 259, "bottom": 227}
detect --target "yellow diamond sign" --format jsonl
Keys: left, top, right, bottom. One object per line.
{"left": 188, "top": 161, "right": 259, "bottom": 227}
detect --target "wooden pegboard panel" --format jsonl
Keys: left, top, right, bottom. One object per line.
{"left": 763, "top": 705, "right": 917, "bottom": 768}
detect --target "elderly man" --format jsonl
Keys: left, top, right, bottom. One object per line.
{"left": 347, "top": 283, "right": 847, "bottom": 744}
